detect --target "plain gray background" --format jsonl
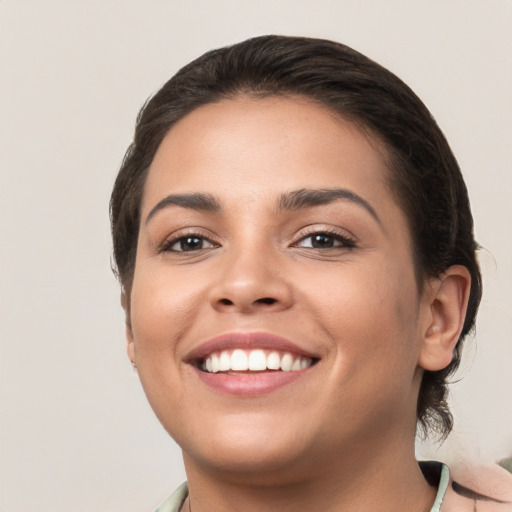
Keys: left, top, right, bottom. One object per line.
{"left": 1, "top": 1, "right": 511, "bottom": 510}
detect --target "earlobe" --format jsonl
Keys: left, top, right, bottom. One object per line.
{"left": 418, "top": 265, "right": 472, "bottom": 372}
{"left": 126, "top": 324, "right": 136, "bottom": 366}
{"left": 121, "top": 291, "right": 136, "bottom": 366}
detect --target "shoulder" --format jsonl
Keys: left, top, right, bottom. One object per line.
{"left": 442, "top": 461, "right": 512, "bottom": 512}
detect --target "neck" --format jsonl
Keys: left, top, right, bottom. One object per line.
{"left": 181, "top": 432, "right": 437, "bottom": 512}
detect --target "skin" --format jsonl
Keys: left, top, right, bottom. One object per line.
{"left": 125, "top": 96, "right": 470, "bottom": 512}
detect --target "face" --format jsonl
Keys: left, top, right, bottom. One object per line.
{"left": 127, "top": 96, "right": 434, "bottom": 482}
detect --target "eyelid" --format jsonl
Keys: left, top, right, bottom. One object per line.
{"left": 292, "top": 226, "right": 357, "bottom": 249}
{"left": 171, "top": 236, "right": 217, "bottom": 252}
{"left": 158, "top": 228, "right": 220, "bottom": 253}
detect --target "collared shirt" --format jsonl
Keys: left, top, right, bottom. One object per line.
{"left": 155, "top": 482, "right": 189, "bottom": 512}
{"left": 154, "top": 462, "right": 512, "bottom": 512}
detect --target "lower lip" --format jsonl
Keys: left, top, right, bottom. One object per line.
{"left": 193, "top": 367, "right": 311, "bottom": 396}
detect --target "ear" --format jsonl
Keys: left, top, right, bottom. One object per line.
{"left": 121, "top": 291, "right": 136, "bottom": 366}
{"left": 418, "top": 265, "right": 472, "bottom": 371}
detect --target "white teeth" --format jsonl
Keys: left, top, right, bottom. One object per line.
{"left": 248, "top": 349, "right": 266, "bottom": 371}
{"left": 219, "top": 351, "right": 231, "bottom": 371}
{"left": 231, "top": 349, "right": 248, "bottom": 371}
{"left": 211, "top": 353, "right": 219, "bottom": 373}
{"left": 280, "top": 353, "right": 293, "bottom": 372}
{"left": 291, "top": 358, "right": 302, "bottom": 371}
{"left": 201, "top": 349, "right": 313, "bottom": 374}
{"left": 267, "top": 351, "right": 281, "bottom": 370}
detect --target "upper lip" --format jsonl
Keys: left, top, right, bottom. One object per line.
{"left": 185, "top": 331, "right": 320, "bottom": 363}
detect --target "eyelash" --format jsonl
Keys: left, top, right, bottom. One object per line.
{"left": 293, "top": 228, "right": 356, "bottom": 250}
{"left": 160, "top": 228, "right": 356, "bottom": 254}
{"left": 159, "top": 231, "right": 219, "bottom": 253}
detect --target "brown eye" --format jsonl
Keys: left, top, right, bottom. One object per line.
{"left": 310, "top": 234, "right": 337, "bottom": 248}
{"left": 296, "top": 232, "right": 355, "bottom": 249}
{"left": 167, "top": 236, "right": 216, "bottom": 252}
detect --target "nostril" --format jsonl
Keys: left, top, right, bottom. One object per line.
{"left": 256, "top": 297, "right": 277, "bottom": 305}
{"left": 215, "top": 296, "right": 280, "bottom": 309}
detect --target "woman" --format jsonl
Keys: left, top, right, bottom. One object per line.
{"left": 110, "top": 36, "right": 512, "bottom": 511}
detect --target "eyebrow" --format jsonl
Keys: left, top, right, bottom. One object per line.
{"left": 145, "top": 193, "right": 221, "bottom": 225}
{"left": 277, "top": 188, "right": 381, "bottom": 224}
{"left": 144, "top": 187, "right": 380, "bottom": 225}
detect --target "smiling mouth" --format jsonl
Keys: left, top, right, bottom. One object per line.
{"left": 197, "top": 348, "right": 317, "bottom": 374}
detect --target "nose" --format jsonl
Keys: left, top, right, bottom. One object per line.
{"left": 208, "top": 247, "right": 293, "bottom": 314}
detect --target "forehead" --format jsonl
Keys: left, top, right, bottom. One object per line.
{"left": 143, "top": 96, "right": 396, "bottom": 208}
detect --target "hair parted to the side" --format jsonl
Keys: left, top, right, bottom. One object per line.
{"left": 110, "top": 35, "right": 482, "bottom": 438}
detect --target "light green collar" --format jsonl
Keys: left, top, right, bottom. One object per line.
{"left": 429, "top": 463, "right": 450, "bottom": 512}
{"left": 155, "top": 464, "right": 450, "bottom": 512}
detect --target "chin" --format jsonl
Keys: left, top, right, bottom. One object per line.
{"left": 185, "top": 445, "right": 313, "bottom": 486}
{"left": 176, "top": 414, "right": 317, "bottom": 483}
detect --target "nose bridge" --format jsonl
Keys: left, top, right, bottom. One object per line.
{"left": 209, "top": 236, "right": 292, "bottom": 312}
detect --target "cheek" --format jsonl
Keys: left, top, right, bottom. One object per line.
{"left": 128, "top": 266, "right": 207, "bottom": 426}
{"left": 302, "top": 261, "right": 421, "bottom": 367}
{"left": 129, "top": 264, "right": 206, "bottom": 357}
